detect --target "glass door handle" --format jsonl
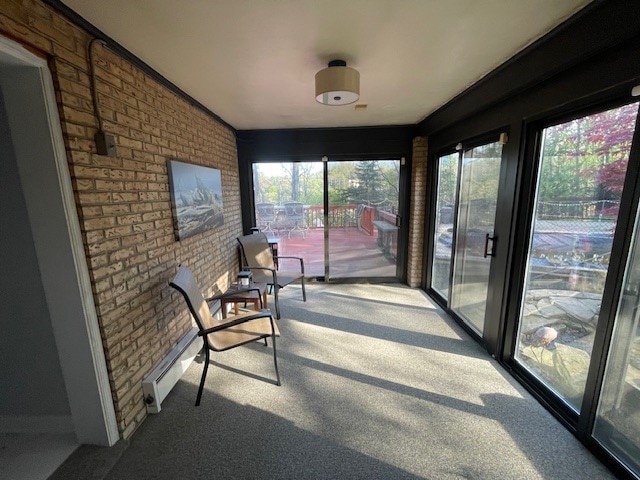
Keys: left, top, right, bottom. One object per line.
{"left": 484, "top": 233, "right": 497, "bottom": 258}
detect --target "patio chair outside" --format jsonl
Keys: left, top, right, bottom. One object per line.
{"left": 256, "top": 202, "right": 276, "bottom": 233}
{"left": 169, "top": 265, "right": 280, "bottom": 406}
{"left": 282, "top": 201, "right": 307, "bottom": 238}
{"left": 344, "top": 203, "right": 366, "bottom": 230}
{"left": 237, "top": 232, "right": 306, "bottom": 319}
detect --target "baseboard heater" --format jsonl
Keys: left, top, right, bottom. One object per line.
{"left": 142, "top": 326, "right": 202, "bottom": 413}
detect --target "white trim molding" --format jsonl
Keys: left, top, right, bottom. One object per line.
{"left": 0, "top": 35, "right": 119, "bottom": 446}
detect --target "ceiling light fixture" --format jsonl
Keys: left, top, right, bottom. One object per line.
{"left": 315, "top": 59, "right": 360, "bottom": 106}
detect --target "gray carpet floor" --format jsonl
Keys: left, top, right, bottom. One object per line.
{"left": 54, "top": 283, "right": 615, "bottom": 479}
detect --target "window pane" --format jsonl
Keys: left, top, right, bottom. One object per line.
{"left": 432, "top": 153, "right": 459, "bottom": 297}
{"left": 450, "top": 142, "right": 503, "bottom": 334}
{"left": 328, "top": 160, "right": 400, "bottom": 278}
{"left": 252, "top": 162, "right": 325, "bottom": 276}
{"left": 514, "top": 102, "right": 639, "bottom": 411}
{"left": 593, "top": 201, "right": 640, "bottom": 477}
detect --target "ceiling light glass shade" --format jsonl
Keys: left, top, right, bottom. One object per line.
{"left": 315, "top": 60, "right": 360, "bottom": 106}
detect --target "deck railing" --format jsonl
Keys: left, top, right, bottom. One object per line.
{"left": 304, "top": 204, "right": 376, "bottom": 234}
{"left": 257, "top": 203, "right": 380, "bottom": 237}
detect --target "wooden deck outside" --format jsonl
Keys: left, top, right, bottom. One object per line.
{"left": 273, "top": 226, "right": 397, "bottom": 278}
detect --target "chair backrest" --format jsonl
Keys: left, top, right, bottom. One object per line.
{"left": 256, "top": 203, "right": 276, "bottom": 220}
{"left": 169, "top": 266, "right": 215, "bottom": 346}
{"left": 283, "top": 201, "right": 304, "bottom": 220}
{"left": 237, "top": 233, "right": 275, "bottom": 283}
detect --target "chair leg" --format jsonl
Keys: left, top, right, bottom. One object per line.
{"left": 195, "top": 346, "right": 210, "bottom": 406}
{"left": 274, "top": 285, "right": 281, "bottom": 319}
{"left": 272, "top": 332, "right": 281, "bottom": 386}
{"left": 301, "top": 276, "right": 306, "bottom": 302}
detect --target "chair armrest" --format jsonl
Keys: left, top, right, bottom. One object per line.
{"left": 198, "top": 311, "right": 274, "bottom": 336}
{"left": 243, "top": 265, "right": 276, "bottom": 274}
{"left": 205, "top": 287, "right": 262, "bottom": 302}
{"left": 273, "top": 255, "right": 304, "bottom": 274}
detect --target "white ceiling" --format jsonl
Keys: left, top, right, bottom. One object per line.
{"left": 62, "top": 0, "right": 590, "bottom": 130}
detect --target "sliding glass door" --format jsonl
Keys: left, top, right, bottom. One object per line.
{"left": 593, "top": 200, "right": 640, "bottom": 475}
{"left": 432, "top": 153, "right": 458, "bottom": 297}
{"left": 252, "top": 159, "right": 402, "bottom": 280}
{"left": 252, "top": 162, "right": 325, "bottom": 276}
{"left": 513, "top": 102, "right": 639, "bottom": 413}
{"left": 427, "top": 96, "right": 640, "bottom": 476}
{"left": 431, "top": 140, "right": 504, "bottom": 336}
{"left": 450, "top": 142, "right": 503, "bottom": 334}
{"left": 327, "top": 160, "right": 400, "bottom": 279}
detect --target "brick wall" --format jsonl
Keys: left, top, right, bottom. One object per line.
{"left": 0, "top": 0, "right": 242, "bottom": 438}
{"left": 407, "top": 136, "right": 427, "bottom": 287}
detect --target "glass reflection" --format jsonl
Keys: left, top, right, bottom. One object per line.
{"left": 450, "top": 142, "right": 503, "bottom": 334}
{"left": 593, "top": 186, "right": 640, "bottom": 477}
{"left": 432, "top": 153, "right": 459, "bottom": 297}
{"left": 515, "top": 102, "right": 639, "bottom": 411}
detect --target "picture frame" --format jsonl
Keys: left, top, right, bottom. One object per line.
{"left": 167, "top": 159, "right": 224, "bottom": 240}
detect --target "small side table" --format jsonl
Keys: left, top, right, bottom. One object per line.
{"left": 219, "top": 283, "right": 268, "bottom": 318}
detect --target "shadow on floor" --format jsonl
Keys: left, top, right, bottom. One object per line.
{"left": 100, "top": 386, "right": 423, "bottom": 480}
{"left": 283, "top": 303, "right": 487, "bottom": 359}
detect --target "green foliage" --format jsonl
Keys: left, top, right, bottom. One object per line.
{"left": 253, "top": 163, "right": 327, "bottom": 205}
{"left": 462, "top": 143, "right": 502, "bottom": 202}
{"left": 253, "top": 160, "right": 400, "bottom": 211}
{"left": 436, "top": 153, "right": 458, "bottom": 207}
{"left": 337, "top": 160, "right": 399, "bottom": 210}
{"left": 538, "top": 103, "right": 638, "bottom": 204}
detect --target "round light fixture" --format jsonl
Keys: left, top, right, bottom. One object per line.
{"left": 315, "top": 59, "right": 360, "bottom": 106}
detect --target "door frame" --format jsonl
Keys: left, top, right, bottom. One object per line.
{"left": 248, "top": 155, "right": 409, "bottom": 283}
{"left": 0, "top": 35, "right": 118, "bottom": 445}
{"left": 324, "top": 156, "right": 405, "bottom": 282}
{"left": 426, "top": 129, "right": 513, "bottom": 352}
{"left": 502, "top": 95, "right": 640, "bottom": 432}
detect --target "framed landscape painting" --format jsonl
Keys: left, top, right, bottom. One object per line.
{"left": 167, "top": 159, "right": 224, "bottom": 240}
